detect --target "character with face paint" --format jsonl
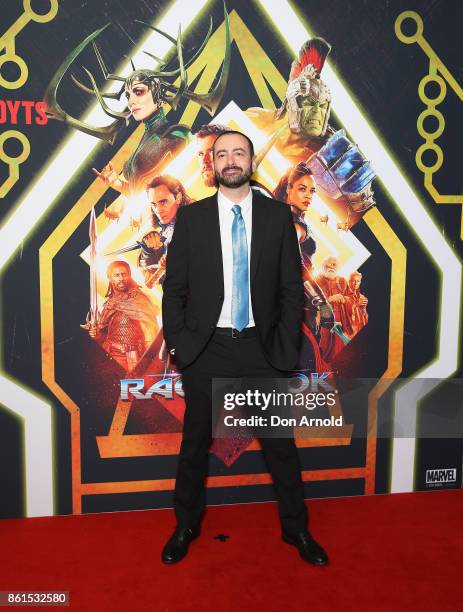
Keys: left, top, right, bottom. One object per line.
{"left": 273, "top": 162, "right": 317, "bottom": 266}
{"left": 273, "top": 163, "right": 335, "bottom": 371}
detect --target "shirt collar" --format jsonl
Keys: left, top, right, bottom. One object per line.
{"left": 217, "top": 187, "right": 253, "bottom": 215}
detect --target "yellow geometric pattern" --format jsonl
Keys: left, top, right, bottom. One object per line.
{"left": 0, "top": 0, "right": 58, "bottom": 89}
{"left": 0, "top": 130, "right": 30, "bottom": 197}
{"left": 362, "top": 207, "right": 406, "bottom": 494}
{"left": 0, "top": 0, "right": 58, "bottom": 199}
{"left": 395, "top": 11, "right": 463, "bottom": 239}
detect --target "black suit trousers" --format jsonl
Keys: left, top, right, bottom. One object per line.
{"left": 175, "top": 329, "right": 309, "bottom": 535}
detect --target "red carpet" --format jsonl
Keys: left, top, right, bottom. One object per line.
{"left": 1, "top": 490, "right": 462, "bottom": 611}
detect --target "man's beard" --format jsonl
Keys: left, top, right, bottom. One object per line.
{"left": 324, "top": 270, "right": 336, "bottom": 279}
{"left": 114, "top": 281, "right": 129, "bottom": 293}
{"left": 202, "top": 167, "right": 217, "bottom": 188}
{"left": 215, "top": 165, "right": 252, "bottom": 188}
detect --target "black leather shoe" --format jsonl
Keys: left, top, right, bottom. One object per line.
{"left": 282, "top": 531, "right": 328, "bottom": 565}
{"left": 161, "top": 527, "right": 200, "bottom": 564}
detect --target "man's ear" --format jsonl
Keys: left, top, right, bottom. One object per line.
{"left": 175, "top": 191, "right": 182, "bottom": 205}
{"left": 251, "top": 155, "right": 257, "bottom": 174}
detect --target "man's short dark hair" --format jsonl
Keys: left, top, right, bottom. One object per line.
{"left": 212, "top": 130, "right": 255, "bottom": 157}
{"left": 196, "top": 124, "right": 230, "bottom": 139}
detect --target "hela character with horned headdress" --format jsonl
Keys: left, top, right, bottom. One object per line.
{"left": 247, "top": 37, "right": 376, "bottom": 218}
{"left": 44, "top": 5, "right": 230, "bottom": 196}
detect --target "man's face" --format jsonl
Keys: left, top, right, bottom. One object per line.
{"left": 149, "top": 184, "right": 181, "bottom": 225}
{"left": 109, "top": 265, "right": 131, "bottom": 292}
{"left": 286, "top": 174, "right": 316, "bottom": 212}
{"left": 197, "top": 134, "right": 219, "bottom": 187}
{"left": 350, "top": 275, "right": 362, "bottom": 291}
{"left": 213, "top": 133, "right": 256, "bottom": 189}
{"left": 323, "top": 258, "right": 338, "bottom": 279}
{"left": 299, "top": 97, "right": 329, "bottom": 138}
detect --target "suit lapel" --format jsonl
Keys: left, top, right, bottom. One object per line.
{"left": 250, "top": 192, "right": 266, "bottom": 282}
{"left": 202, "top": 194, "right": 224, "bottom": 292}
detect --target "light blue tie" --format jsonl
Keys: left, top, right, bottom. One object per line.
{"left": 231, "top": 204, "right": 249, "bottom": 331}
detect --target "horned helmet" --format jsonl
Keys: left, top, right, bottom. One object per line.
{"left": 44, "top": 4, "right": 231, "bottom": 145}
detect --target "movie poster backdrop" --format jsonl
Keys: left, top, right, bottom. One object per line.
{"left": 0, "top": 0, "right": 462, "bottom": 517}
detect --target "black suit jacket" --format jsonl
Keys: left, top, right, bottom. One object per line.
{"left": 162, "top": 190, "right": 303, "bottom": 371}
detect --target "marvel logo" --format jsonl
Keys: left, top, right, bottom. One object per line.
{"left": 425, "top": 468, "right": 457, "bottom": 485}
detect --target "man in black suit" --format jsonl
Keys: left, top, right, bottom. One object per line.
{"left": 161, "top": 130, "right": 328, "bottom": 566}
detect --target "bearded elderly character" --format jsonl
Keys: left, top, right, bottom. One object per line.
{"left": 246, "top": 37, "right": 376, "bottom": 218}
{"left": 314, "top": 256, "right": 352, "bottom": 361}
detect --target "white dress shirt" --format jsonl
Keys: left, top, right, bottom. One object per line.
{"left": 216, "top": 188, "right": 255, "bottom": 328}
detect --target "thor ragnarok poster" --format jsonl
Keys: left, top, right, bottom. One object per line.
{"left": 1, "top": 0, "right": 462, "bottom": 519}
